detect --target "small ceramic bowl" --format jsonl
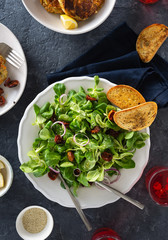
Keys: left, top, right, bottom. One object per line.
{"left": 0, "top": 155, "right": 13, "bottom": 197}
{"left": 16, "top": 205, "right": 54, "bottom": 240}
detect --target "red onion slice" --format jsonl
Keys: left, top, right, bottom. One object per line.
{"left": 104, "top": 168, "right": 121, "bottom": 184}
{"left": 49, "top": 166, "right": 60, "bottom": 174}
{"left": 51, "top": 121, "right": 66, "bottom": 137}
{"left": 95, "top": 168, "right": 121, "bottom": 190}
{"left": 73, "top": 133, "right": 89, "bottom": 146}
{"left": 59, "top": 94, "right": 67, "bottom": 105}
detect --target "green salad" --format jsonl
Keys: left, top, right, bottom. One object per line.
{"left": 20, "top": 76, "right": 149, "bottom": 196}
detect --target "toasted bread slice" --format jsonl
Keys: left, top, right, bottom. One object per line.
{"left": 107, "top": 85, "right": 146, "bottom": 109}
{"left": 113, "top": 102, "right": 157, "bottom": 131}
{"left": 136, "top": 24, "right": 168, "bottom": 63}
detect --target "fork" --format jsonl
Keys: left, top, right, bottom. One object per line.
{"left": 95, "top": 181, "right": 145, "bottom": 210}
{"left": 58, "top": 173, "right": 92, "bottom": 231}
{"left": 0, "top": 42, "right": 24, "bottom": 69}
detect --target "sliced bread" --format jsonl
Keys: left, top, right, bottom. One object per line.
{"left": 113, "top": 101, "right": 158, "bottom": 131}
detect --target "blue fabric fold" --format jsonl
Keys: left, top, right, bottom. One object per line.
{"left": 47, "top": 22, "right": 168, "bottom": 107}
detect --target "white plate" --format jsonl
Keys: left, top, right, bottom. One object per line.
{"left": 0, "top": 23, "right": 27, "bottom": 116}
{"left": 22, "top": 0, "right": 116, "bottom": 35}
{"left": 17, "top": 76, "right": 150, "bottom": 209}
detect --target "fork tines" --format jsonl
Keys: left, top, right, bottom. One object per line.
{"left": 0, "top": 42, "right": 24, "bottom": 69}
{"left": 6, "top": 49, "right": 24, "bottom": 69}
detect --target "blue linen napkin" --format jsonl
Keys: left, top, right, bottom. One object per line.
{"left": 47, "top": 22, "right": 168, "bottom": 108}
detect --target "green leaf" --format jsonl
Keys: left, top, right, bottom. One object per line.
{"left": 20, "top": 160, "right": 37, "bottom": 173}
{"left": 104, "top": 161, "right": 113, "bottom": 169}
{"left": 125, "top": 132, "right": 135, "bottom": 140}
{"left": 45, "top": 151, "right": 61, "bottom": 166}
{"left": 74, "top": 150, "right": 85, "bottom": 164}
{"left": 36, "top": 114, "right": 46, "bottom": 125}
{"left": 95, "top": 103, "right": 107, "bottom": 112}
{"left": 34, "top": 104, "right": 40, "bottom": 116}
{"left": 115, "top": 159, "right": 135, "bottom": 169}
{"left": 53, "top": 83, "right": 66, "bottom": 98}
{"left": 82, "top": 159, "right": 96, "bottom": 171}
{"left": 135, "top": 141, "right": 145, "bottom": 149}
{"left": 33, "top": 167, "right": 48, "bottom": 177}
{"left": 40, "top": 102, "right": 50, "bottom": 114}
{"left": 94, "top": 75, "right": 99, "bottom": 87}
{"left": 86, "top": 169, "right": 100, "bottom": 182}
{"left": 97, "top": 167, "right": 104, "bottom": 181}
{"left": 41, "top": 107, "right": 53, "bottom": 119}
{"left": 95, "top": 114, "right": 107, "bottom": 128}
{"left": 77, "top": 172, "right": 90, "bottom": 187}
{"left": 60, "top": 162, "right": 74, "bottom": 167}
{"left": 68, "top": 90, "right": 76, "bottom": 99}
{"left": 58, "top": 114, "right": 72, "bottom": 122}
{"left": 39, "top": 128, "right": 51, "bottom": 140}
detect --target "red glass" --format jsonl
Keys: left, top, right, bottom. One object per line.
{"left": 91, "top": 228, "right": 121, "bottom": 240}
{"left": 139, "top": 0, "right": 159, "bottom": 4}
{"left": 146, "top": 166, "right": 168, "bottom": 206}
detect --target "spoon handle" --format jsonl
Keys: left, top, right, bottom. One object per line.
{"left": 96, "top": 181, "right": 144, "bottom": 210}
{"left": 59, "top": 173, "right": 92, "bottom": 231}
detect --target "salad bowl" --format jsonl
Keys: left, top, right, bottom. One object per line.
{"left": 17, "top": 76, "right": 150, "bottom": 209}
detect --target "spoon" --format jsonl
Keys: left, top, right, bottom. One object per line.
{"left": 95, "top": 181, "right": 144, "bottom": 210}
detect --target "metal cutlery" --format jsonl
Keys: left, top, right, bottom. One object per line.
{"left": 58, "top": 173, "right": 92, "bottom": 231}
{"left": 0, "top": 42, "right": 24, "bottom": 69}
{"left": 96, "top": 181, "right": 144, "bottom": 210}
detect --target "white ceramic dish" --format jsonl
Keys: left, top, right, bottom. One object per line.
{"left": 0, "top": 155, "right": 13, "bottom": 197}
{"left": 16, "top": 205, "right": 54, "bottom": 240}
{"left": 22, "top": 0, "right": 116, "bottom": 35}
{"left": 17, "top": 76, "right": 150, "bottom": 209}
{"left": 0, "top": 23, "right": 27, "bottom": 116}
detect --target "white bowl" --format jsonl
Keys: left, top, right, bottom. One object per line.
{"left": 22, "top": 0, "right": 116, "bottom": 35}
{"left": 17, "top": 76, "right": 150, "bottom": 209}
{"left": 0, "top": 155, "right": 13, "bottom": 197}
{"left": 16, "top": 205, "right": 54, "bottom": 240}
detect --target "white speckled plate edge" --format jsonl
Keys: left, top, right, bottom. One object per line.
{"left": 0, "top": 23, "right": 27, "bottom": 116}
{"left": 22, "top": 0, "right": 116, "bottom": 35}
{"left": 17, "top": 76, "right": 150, "bottom": 209}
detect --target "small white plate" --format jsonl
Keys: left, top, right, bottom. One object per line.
{"left": 0, "top": 23, "right": 27, "bottom": 116}
{"left": 22, "top": 0, "right": 116, "bottom": 35}
{"left": 16, "top": 205, "right": 54, "bottom": 240}
{"left": 17, "top": 76, "right": 150, "bottom": 209}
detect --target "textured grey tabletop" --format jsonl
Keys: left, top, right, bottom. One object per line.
{"left": 0, "top": 0, "right": 168, "bottom": 240}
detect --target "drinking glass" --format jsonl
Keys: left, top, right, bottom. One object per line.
{"left": 139, "top": 0, "right": 159, "bottom": 4}
{"left": 91, "top": 228, "right": 121, "bottom": 240}
{"left": 146, "top": 166, "right": 168, "bottom": 206}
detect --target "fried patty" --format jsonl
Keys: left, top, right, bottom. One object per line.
{"left": 0, "top": 55, "right": 7, "bottom": 85}
{"left": 58, "top": 0, "right": 105, "bottom": 21}
{"left": 40, "top": 0, "right": 63, "bottom": 14}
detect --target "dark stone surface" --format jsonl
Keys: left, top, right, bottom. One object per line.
{"left": 0, "top": 0, "right": 168, "bottom": 239}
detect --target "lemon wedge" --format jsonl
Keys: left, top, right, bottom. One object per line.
{"left": 0, "top": 173, "right": 4, "bottom": 188}
{"left": 0, "top": 161, "right": 5, "bottom": 169}
{"left": 60, "top": 15, "right": 78, "bottom": 30}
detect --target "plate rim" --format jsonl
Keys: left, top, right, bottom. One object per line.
{"left": 22, "top": 0, "right": 116, "bottom": 35}
{"left": 0, "top": 23, "right": 27, "bottom": 116}
{"left": 17, "top": 76, "right": 150, "bottom": 209}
